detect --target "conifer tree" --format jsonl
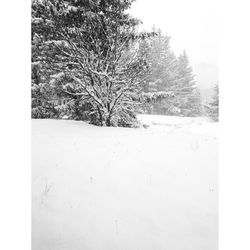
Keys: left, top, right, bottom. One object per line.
{"left": 204, "top": 84, "right": 219, "bottom": 121}
{"left": 138, "top": 31, "right": 202, "bottom": 116}
{"left": 172, "top": 51, "right": 202, "bottom": 116}
{"left": 138, "top": 29, "right": 177, "bottom": 114}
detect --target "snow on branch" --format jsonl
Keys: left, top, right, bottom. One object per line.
{"left": 141, "top": 91, "right": 175, "bottom": 102}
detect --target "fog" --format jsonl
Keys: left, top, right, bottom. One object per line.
{"left": 130, "top": 0, "right": 219, "bottom": 91}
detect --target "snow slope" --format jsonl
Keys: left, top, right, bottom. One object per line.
{"left": 32, "top": 116, "right": 218, "bottom": 250}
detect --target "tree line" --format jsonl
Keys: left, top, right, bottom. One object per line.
{"left": 31, "top": 0, "right": 218, "bottom": 126}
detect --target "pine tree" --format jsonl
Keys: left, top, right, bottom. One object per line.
{"left": 204, "top": 84, "right": 219, "bottom": 121}
{"left": 138, "top": 29, "right": 178, "bottom": 114}
{"left": 138, "top": 31, "right": 202, "bottom": 117}
{"left": 169, "top": 50, "right": 202, "bottom": 116}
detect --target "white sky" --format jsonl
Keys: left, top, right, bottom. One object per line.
{"left": 130, "top": 0, "right": 218, "bottom": 67}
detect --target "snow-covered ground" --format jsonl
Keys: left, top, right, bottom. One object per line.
{"left": 138, "top": 114, "right": 218, "bottom": 138}
{"left": 32, "top": 115, "right": 218, "bottom": 250}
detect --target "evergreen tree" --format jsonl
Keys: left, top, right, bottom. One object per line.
{"left": 138, "top": 31, "right": 202, "bottom": 116}
{"left": 172, "top": 51, "right": 202, "bottom": 116}
{"left": 204, "top": 84, "right": 219, "bottom": 121}
{"left": 138, "top": 29, "right": 178, "bottom": 114}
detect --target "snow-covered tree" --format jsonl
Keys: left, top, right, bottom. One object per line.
{"left": 138, "top": 31, "right": 201, "bottom": 116}
{"left": 137, "top": 29, "right": 178, "bottom": 114}
{"left": 139, "top": 29, "right": 178, "bottom": 92}
{"left": 31, "top": 0, "right": 156, "bottom": 126}
{"left": 204, "top": 84, "right": 219, "bottom": 121}
{"left": 172, "top": 50, "right": 202, "bottom": 117}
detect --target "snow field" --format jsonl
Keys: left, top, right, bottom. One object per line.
{"left": 32, "top": 116, "right": 218, "bottom": 250}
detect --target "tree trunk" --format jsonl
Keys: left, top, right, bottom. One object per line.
{"left": 105, "top": 116, "right": 111, "bottom": 127}
{"left": 97, "top": 106, "right": 103, "bottom": 126}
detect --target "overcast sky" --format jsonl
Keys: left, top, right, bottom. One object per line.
{"left": 130, "top": 0, "right": 218, "bottom": 67}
